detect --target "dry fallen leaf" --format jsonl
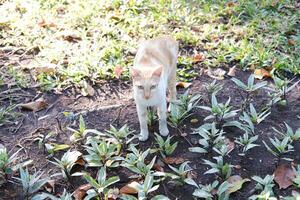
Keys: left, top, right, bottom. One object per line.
{"left": 107, "top": 188, "right": 119, "bottom": 200}
{"left": 190, "top": 118, "right": 198, "bottom": 123}
{"left": 163, "top": 157, "right": 185, "bottom": 165}
{"left": 34, "top": 64, "right": 56, "bottom": 75}
{"left": 44, "top": 180, "right": 55, "bottom": 193}
{"left": 75, "top": 157, "right": 85, "bottom": 166}
{"left": 38, "top": 19, "right": 56, "bottom": 28}
{"left": 227, "top": 66, "right": 237, "bottom": 77}
{"left": 114, "top": 65, "right": 124, "bottom": 78}
{"left": 224, "top": 138, "right": 235, "bottom": 154}
{"left": 253, "top": 68, "right": 271, "bottom": 79}
{"left": 226, "top": 1, "right": 236, "bottom": 7}
{"left": 274, "top": 164, "right": 296, "bottom": 189}
{"left": 288, "top": 39, "right": 296, "bottom": 46}
{"left": 152, "top": 163, "right": 164, "bottom": 172}
{"left": 73, "top": 184, "right": 92, "bottom": 200}
{"left": 207, "top": 68, "right": 226, "bottom": 80}
{"left": 81, "top": 83, "right": 95, "bottom": 97}
{"left": 193, "top": 53, "right": 205, "bottom": 63}
{"left": 120, "top": 182, "right": 139, "bottom": 194}
{"left": 176, "top": 82, "right": 192, "bottom": 88}
{"left": 63, "top": 34, "right": 82, "bottom": 43}
{"left": 18, "top": 98, "right": 47, "bottom": 112}
{"left": 227, "top": 175, "right": 250, "bottom": 194}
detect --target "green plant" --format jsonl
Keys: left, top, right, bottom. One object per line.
{"left": 263, "top": 136, "right": 294, "bottom": 161}
{"left": 147, "top": 107, "right": 157, "bottom": 127}
{"left": 0, "top": 105, "right": 19, "bottom": 126}
{"left": 105, "top": 124, "right": 135, "bottom": 145}
{"left": 213, "top": 144, "right": 231, "bottom": 157}
{"left": 50, "top": 150, "right": 82, "bottom": 180}
{"left": 32, "top": 189, "right": 72, "bottom": 200}
{"left": 235, "top": 132, "right": 259, "bottom": 156}
{"left": 203, "top": 156, "right": 233, "bottom": 179}
{"left": 154, "top": 133, "right": 178, "bottom": 157}
{"left": 249, "top": 175, "right": 276, "bottom": 200}
{"left": 199, "top": 93, "right": 238, "bottom": 126}
{"left": 168, "top": 91, "right": 201, "bottom": 127}
{"left": 0, "top": 147, "right": 32, "bottom": 185}
{"left": 284, "top": 191, "right": 300, "bottom": 200}
{"left": 121, "top": 145, "right": 156, "bottom": 177}
{"left": 83, "top": 167, "right": 120, "bottom": 200}
{"left": 168, "top": 161, "right": 192, "bottom": 185}
{"left": 16, "top": 168, "right": 49, "bottom": 200}
{"left": 186, "top": 179, "right": 230, "bottom": 200}
{"left": 267, "top": 76, "right": 299, "bottom": 106}
{"left": 292, "top": 165, "right": 300, "bottom": 188}
{"left": 248, "top": 103, "right": 270, "bottom": 124}
{"left": 189, "top": 123, "right": 225, "bottom": 154}
{"left": 84, "top": 139, "right": 120, "bottom": 167}
{"left": 68, "top": 115, "right": 87, "bottom": 143}
{"left": 204, "top": 79, "right": 223, "bottom": 97}
{"left": 121, "top": 173, "right": 169, "bottom": 200}
{"left": 231, "top": 75, "right": 267, "bottom": 110}
{"left": 273, "top": 123, "right": 300, "bottom": 142}
{"left": 35, "top": 131, "right": 70, "bottom": 155}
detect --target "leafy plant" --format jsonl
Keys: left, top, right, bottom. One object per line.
{"left": 168, "top": 91, "right": 201, "bottom": 127}
{"left": 263, "top": 136, "right": 294, "bottom": 161}
{"left": 84, "top": 139, "right": 120, "bottom": 168}
{"left": 267, "top": 76, "right": 299, "bottom": 106}
{"left": 249, "top": 175, "right": 276, "bottom": 200}
{"left": 189, "top": 123, "right": 225, "bottom": 154}
{"left": 292, "top": 165, "right": 300, "bottom": 188}
{"left": 186, "top": 179, "right": 230, "bottom": 200}
{"left": 105, "top": 124, "right": 135, "bottom": 145}
{"left": 273, "top": 123, "right": 300, "bottom": 142}
{"left": 147, "top": 107, "right": 157, "bottom": 127}
{"left": 0, "top": 147, "right": 32, "bottom": 185}
{"left": 168, "top": 161, "right": 192, "bottom": 185}
{"left": 231, "top": 75, "right": 267, "bottom": 110}
{"left": 121, "top": 173, "right": 168, "bottom": 200}
{"left": 35, "top": 131, "right": 70, "bottom": 155}
{"left": 121, "top": 145, "right": 156, "bottom": 177}
{"left": 235, "top": 132, "right": 259, "bottom": 156}
{"left": 248, "top": 103, "right": 270, "bottom": 124}
{"left": 199, "top": 93, "right": 238, "bottom": 126}
{"left": 204, "top": 79, "right": 223, "bottom": 97}
{"left": 83, "top": 167, "right": 120, "bottom": 200}
{"left": 16, "top": 168, "right": 49, "bottom": 200}
{"left": 32, "top": 189, "right": 72, "bottom": 200}
{"left": 50, "top": 150, "right": 82, "bottom": 180}
{"left": 203, "top": 156, "right": 233, "bottom": 179}
{"left": 154, "top": 133, "right": 178, "bottom": 157}
{"left": 68, "top": 115, "right": 87, "bottom": 143}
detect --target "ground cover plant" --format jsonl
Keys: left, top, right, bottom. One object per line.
{"left": 0, "top": 0, "right": 300, "bottom": 199}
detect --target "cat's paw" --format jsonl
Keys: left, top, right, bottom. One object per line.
{"left": 159, "top": 126, "right": 169, "bottom": 137}
{"left": 138, "top": 132, "right": 149, "bottom": 141}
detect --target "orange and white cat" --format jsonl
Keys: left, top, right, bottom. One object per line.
{"left": 131, "top": 36, "right": 179, "bottom": 141}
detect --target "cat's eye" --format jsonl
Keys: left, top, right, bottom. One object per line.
{"left": 137, "top": 85, "right": 144, "bottom": 89}
{"left": 150, "top": 85, "right": 157, "bottom": 90}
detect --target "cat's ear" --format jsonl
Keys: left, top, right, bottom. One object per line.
{"left": 131, "top": 67, "right": 141, "bottom": 78}
{"left": 152, "top": 65, "right": 163, "bottom": 77}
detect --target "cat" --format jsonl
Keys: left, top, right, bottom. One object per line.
{"left": 131, "top": 35, "right": 179, "bottom": 141}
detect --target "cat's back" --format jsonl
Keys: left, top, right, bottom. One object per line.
{"left": 135, "top": 35, "right": 178, "bottom": 67}
{"left": 143, "top": 35, "right": 178, "bottom": 53}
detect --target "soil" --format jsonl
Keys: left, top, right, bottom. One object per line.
{"left": 0, "top": 65, "right": 300, "bottom": 199}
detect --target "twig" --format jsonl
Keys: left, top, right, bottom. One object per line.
{"left": 45, "top": 98, "right": 60, "bottom": 114}
{"left": 13, "top": 117, "right": 25, "bottom": 134}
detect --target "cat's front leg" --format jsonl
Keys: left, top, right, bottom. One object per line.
{"left": 136, "top": 104, "right": 149, "bottom": 141}
{"left": 157, "top": 101, "right": 169, "bottom": 137}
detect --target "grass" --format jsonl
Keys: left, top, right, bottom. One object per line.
{"left": 0, "top": 0, "right": 299, "bottom": 91}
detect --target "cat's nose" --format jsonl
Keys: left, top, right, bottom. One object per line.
{"left": 144, "top": 95, "right": 150, "bottom": 99}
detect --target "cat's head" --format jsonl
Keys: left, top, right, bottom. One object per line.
{"left": 131, "top": 66, "right": 162, "bottom": 100}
